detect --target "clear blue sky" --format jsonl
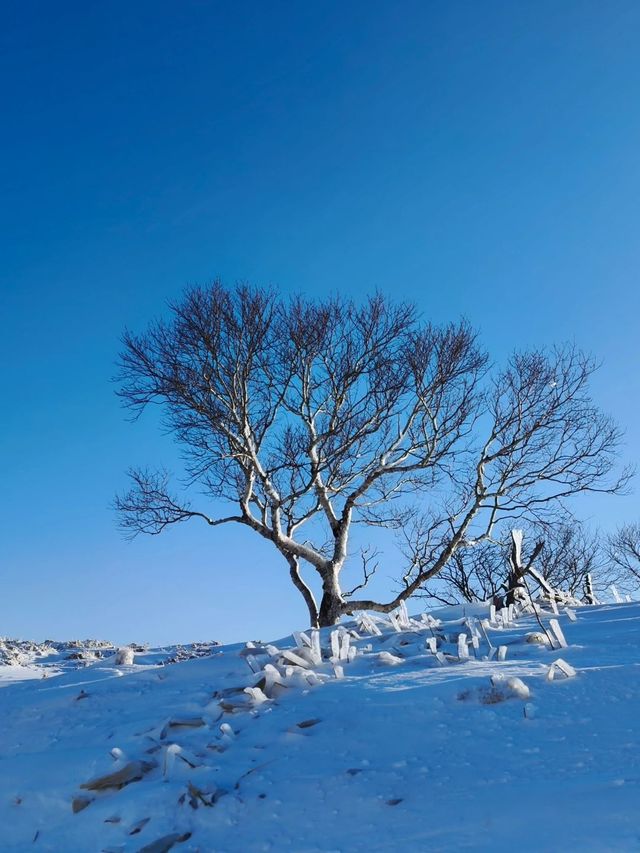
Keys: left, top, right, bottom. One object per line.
{"left": 1, "top": 1, "right": 639, "bottom": 645}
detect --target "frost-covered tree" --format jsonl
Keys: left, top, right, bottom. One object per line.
{"left": 116, "top": 282, "right": 629, "bottom": 626}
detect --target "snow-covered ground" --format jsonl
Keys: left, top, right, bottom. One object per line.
{"left": 1, "top": 602, "right": 639, "bottom": 852}
{"left": 0, "top": 638, "right": 222, "bottom": 677}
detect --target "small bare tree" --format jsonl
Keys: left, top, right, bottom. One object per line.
{"left": 116, "top": 282, "right": 630, "bottom": 626}
{"left": 414, "top": 540, "right": 506, "bottom": 606}
{"left": 538, "top": 525, "right": 610, "bottom": 597}
{"left": 419, "top": 523, "right": 611, "bottom": 606}
{"left": 386, "top": 348, "right": 631, "bottom": 614}
{"left": 607, "top": 523, "right": 640, "bottom": 587}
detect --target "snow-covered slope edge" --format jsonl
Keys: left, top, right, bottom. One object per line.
{"left": 1, "top": 603, "right": 639, "bottom": 852}
{"left": 0, "top": 639, "right": 222, "bottom": 684}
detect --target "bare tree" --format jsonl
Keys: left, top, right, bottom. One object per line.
{"left": 538, "top": 525, "right": 611, "bottom": 597}
{"left": 607, "top": 523, "right": 640, "bottom": 586}
{"left": 420, "top": 522, "right": 612, "bottom": 606}
{"left": 414, "top": 540, "right": 506, "bottom": 606}
{"left": 383, "top": 347, "right": 631, "bottom": 614}
{"left": 116, "top": 282, "right": 630, "bottom": 626}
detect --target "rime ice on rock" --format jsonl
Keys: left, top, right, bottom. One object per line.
{"left": 546, "top": 658, "right": 577, "bottom": 680}
{"left": 457, "top": 633, "right": 469, "bottom": 660}
{"left": 549, "top": 619, "right": 568, "bottom": 649}
{"left": 115, "top": 648, "right": 135, "bottom": 666}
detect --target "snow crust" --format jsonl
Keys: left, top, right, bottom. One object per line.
{"left": 1, "top": 603, "right": 639, "bottom": 851}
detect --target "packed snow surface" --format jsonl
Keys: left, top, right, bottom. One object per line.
{"left": 1, "top": 602, "right": 639, "bottom": 852}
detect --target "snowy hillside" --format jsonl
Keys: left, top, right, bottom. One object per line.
{"left": 1, "top": 602, "right": 639, "bottom": 852}
{"left": 0, "top": 639, "right": 221, "bottom": 682}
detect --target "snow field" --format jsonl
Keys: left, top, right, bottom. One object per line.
{"left": 1, "top": 601, "right": 639, "bottom": 851}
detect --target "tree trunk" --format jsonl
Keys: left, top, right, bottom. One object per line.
{"left": 285, "top": 554, "right": 320, "bottom": 628}
{"left": 504, "top": 531, "right": 544, "bottom": 605}
{"left": 583, "top": 572, "right": 596, "bottom": 605}
{"left": 318, "top": 589, "right": 344, "bottom": 627}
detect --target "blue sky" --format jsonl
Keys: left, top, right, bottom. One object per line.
{"left": 1, "top": 1, "right": 639, "bottom": 644}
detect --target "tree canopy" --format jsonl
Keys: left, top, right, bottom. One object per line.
{"left": 116, "top": 282, "right": 629, "bottom": 626}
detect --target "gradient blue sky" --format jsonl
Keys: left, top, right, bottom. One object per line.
{"left": 1, "top": 1, "right": 639, "bottom": 645}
